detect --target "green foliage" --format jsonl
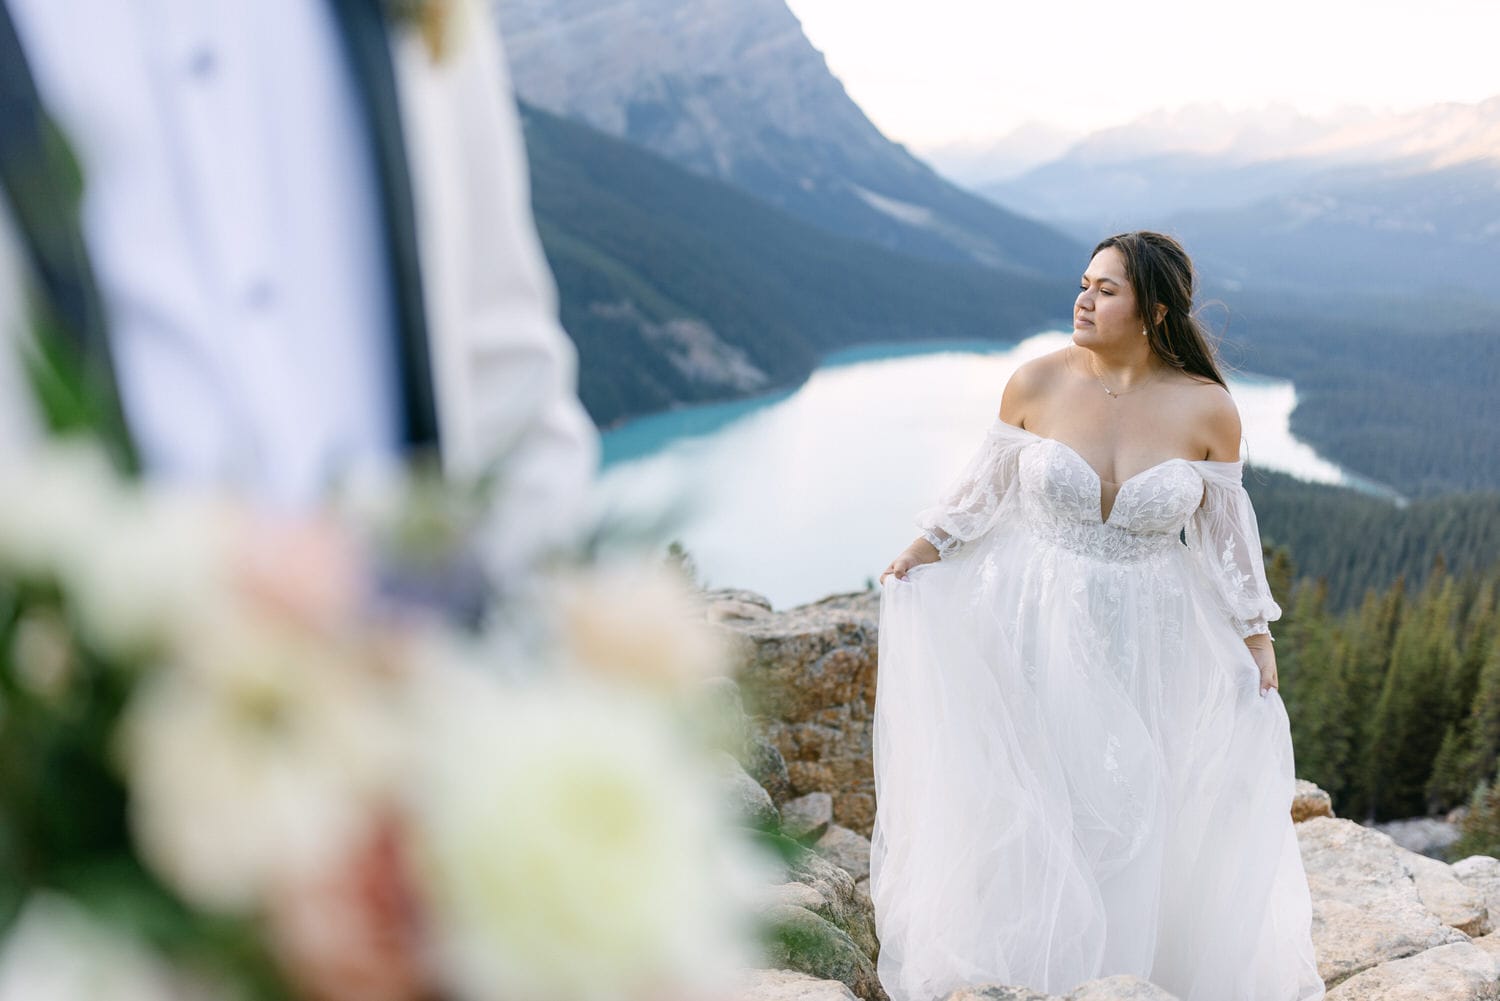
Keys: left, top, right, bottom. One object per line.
{"left": 1244, "top": 466, "right": 1500, "bottom": 613}
{"left": 1276, "top": 551, "right": 1500, "bottom": 824}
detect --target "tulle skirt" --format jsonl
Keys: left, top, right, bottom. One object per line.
{"left": 869, "top": 522, "right": 1325, "bottom": 1001}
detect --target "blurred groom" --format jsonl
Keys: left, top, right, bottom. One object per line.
{"left": 0, "top": 0, "right": 598, "bottom": 583}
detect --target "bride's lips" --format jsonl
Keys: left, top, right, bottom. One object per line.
{"left": 1074, "top": 316, "right": 1094, "bottom": 327}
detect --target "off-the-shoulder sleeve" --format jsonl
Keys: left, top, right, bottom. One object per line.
{"left": 1184, "top": 460, "right": 1283, "bottom": 639}
{"left": 914, "top": 418, "right": 1036, "bottom": 559}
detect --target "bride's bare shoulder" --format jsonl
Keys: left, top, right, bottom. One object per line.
{"left": 1190, "top": 381, "right": 1242, "bottom": 461}
{"left": 999, "top": 347, "right": 1072, "bottom": 424}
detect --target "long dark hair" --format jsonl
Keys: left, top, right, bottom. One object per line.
{"left": 1092, "top": 231, "right": 1227, "bottom": 390}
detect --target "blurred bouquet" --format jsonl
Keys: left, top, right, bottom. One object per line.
{"left": 0, "top": 440, "right": 775, "bottom": 1001}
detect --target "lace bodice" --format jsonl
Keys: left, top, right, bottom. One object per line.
{"left": 913, "top": 417, "right": 1282, "bottom": 639}
{"left": 1017, "top": 441, "right": 1204, "bottom": 564}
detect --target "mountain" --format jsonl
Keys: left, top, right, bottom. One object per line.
{"left": 980, "top": 98, "right": 1500, "bottom": 230}
{"left": 496, "top": 0, "right": 1081, "bottom": 276}
{"left": 520, "top": 104, "right": 1067, "bottom": 427}
{"left": 966, "top": 98, "right": 1500, "bottom": 298}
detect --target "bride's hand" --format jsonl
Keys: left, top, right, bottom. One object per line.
{"left": 880, "top": 538, "right": 941, "bottom": 585}
{"left": 1246, "top": 636, "right": 1278, "bottom": 696}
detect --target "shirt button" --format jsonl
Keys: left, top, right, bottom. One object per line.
{"left": 185, "top": 46, "right": 218, "bottom": 81}
{"left": 244, "top": 279, "right": 276, "bottom": 312}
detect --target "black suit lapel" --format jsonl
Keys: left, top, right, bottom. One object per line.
{"left": 325, "top": 0, "right": 441, "bottom": 453}
{"left": 0, "top": 3, "right": 138, "bottom": 471}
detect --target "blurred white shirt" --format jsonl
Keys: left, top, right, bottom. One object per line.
{"left": 8, "top": 0, "right": 404, "bottom": 508}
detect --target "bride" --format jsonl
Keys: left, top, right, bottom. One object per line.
{"left": 871, "top": 232, "right": 1325, "bottom": 1001}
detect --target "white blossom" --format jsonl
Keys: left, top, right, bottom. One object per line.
{"left": 409, "top": 668, "right": 772, "bottom": 1001}
{"left": 117, "top": 615, "right": 401, "bottom": 914}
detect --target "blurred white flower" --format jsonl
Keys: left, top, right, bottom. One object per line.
{"left": 550, "top": 559, "right": 729, "bottom": 689}
{"left": 0, "top": 893, "right": 181, "bottom": 1001}
{"left": 117, "top": 616, "right": 402, "bottom": 914}
{"left": 59, "top": 491, "right": 236, "bottom": 660}
{"left": 0, "top": 442, "right": 127, "bottom": 581}
{"left": 409, "top": 668, "right": 772, "bottom": 1001}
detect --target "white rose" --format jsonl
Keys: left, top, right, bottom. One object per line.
{"left": 117, "top": 615, "right": 402, "bottom": 914}
{"left": 409, "top": 668, "right": 773, "bottom": 1001}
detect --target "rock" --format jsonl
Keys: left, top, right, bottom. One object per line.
{"left": 853, "top": 875, "right": 872, "bottom": 913}
{"left": 746, "top": 734, "right": 797, "bottom": 806}
{"left": 704, "top": 589, "right": 776, "bottom": 614}
{"left": 1371, "top": 815, "right": 1463, "bottom": 859}
{"left": 781, "top": 847, "right": 879, "bottom": 962}
{"left": 717, "top": 750, "right": 780, "bottom": 831}
{"left": 941, "top": 976, "right": 1179, "bottom": 1001}
{"left": 815, "top": 824, "right": 872, "bottom": 883}
{"left": 1475, "top": 930, "right": 1500, "bottom": 961}
{"left": 1406, "top": 850, "right": 1492, "bottom": 936}
{"left": 757, "top": 904, "right": 886, "bottom": 1001}
{"left": 720, "top": 589, "right": 881, "bottom": 837}
{"left": 1454, "top": 857, "right": 1500, "bottom": 935}
{"left": 1067, "top": 977, "right": 1181, "bottom": 1000}
{"left": 728, "top": 967, "right": 860, "bottom": 1000}
{"left": 1293, "top": 779, "right": 1335, "bottom": 823}
{"left": 1323, "top": 941, "right": 1500, "bottom": 999}
{"left": 783, "top": 792, "right": 835, "bottom": 842}
{"left": 942, "top": 986, "right": 1053, "bottom": 1001}
{"left": 1297, "top": 816, "right": 1470, "bottom": 987}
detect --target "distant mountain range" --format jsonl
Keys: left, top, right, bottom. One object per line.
{"left": 497, "top": 0, "right": 1080, "bottom": 277}
{"left": 966, "top": 99, "right": 1500, "bottom": 297}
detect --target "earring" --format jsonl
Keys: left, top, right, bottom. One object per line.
{"left": 1141, "top": 327, "right": 1148, "bottom": 336}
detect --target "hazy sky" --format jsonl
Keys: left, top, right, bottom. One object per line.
{"left": 783, "top": 0, "right": 1500, "bottom": 149}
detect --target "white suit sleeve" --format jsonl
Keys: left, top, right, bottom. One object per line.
{"left": 914, "top": 418, "right": 1035, "bottom": 559}
{"left": 392, "top": 5, "right": 600, "bottom": 588}
{"left": 1184, "top": 462, "right": 1282, "bottom": 639}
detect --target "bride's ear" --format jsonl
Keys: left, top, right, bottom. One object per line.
{"left": 1154, "top": 302, "right": 1168, "bottom": 325}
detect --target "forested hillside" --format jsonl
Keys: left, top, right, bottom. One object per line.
{"left": 523, "top": 104, "right": 1066, "bottom": 427}
{"left": 1247, "top": 467, "right": 1500, "bottom": 610}
{"left": 1216, "top": 292, "right": 1500, "bottom": 498}
{"left": 1275, "top": 553, "right": 1500, "bottom": 831}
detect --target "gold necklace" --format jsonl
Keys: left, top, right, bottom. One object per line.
{"left": 1088, "top": 352, "right": 1163, "bottom": 399}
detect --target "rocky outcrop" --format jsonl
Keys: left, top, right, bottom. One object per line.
{"left": 713, "top": 587, "right": 881, "bottom": 837}
{"left": 1297, "top": 816, "right": 1472, "bottom": 986}
{"left": 703, "top": 585, "right": 1500, "bottom": 1000}
{"left": 1323, "top": 941, "right": 1500, "bottom": 999}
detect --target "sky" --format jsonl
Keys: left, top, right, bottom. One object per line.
{"left": 782, "top": 0, "right": 1500, "bottom": 150}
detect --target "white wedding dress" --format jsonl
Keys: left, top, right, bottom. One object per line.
{"left": 870, "top": 417, "right": 1325, "bottom": 1001}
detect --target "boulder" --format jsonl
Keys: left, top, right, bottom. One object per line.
{"left": 1323, "top": 941, "right": 1500, "bottom": 999}
{"left": 1067, "top": 978, "right": 1182, "bottom": 1000}
{"left": 1297, "top": 816, "right": 1470, "bottom": 986}
{"left": 1292, "top": 780, "right": 1334, "bottom": 823}
{"left": 728, "top": 966, "right": 861, "bottom": 1000}
{"left": 780, "top": 846, "right": 879, "bottom": 962}
{"left": 717, "top": 750, "right": 780, "bottom": 831}
{"left": 1406, "top": 850, "right": 1492, "bottom": 936}
{"left": 815, "top": 824, "right": 872, "bottom": 883}
{"left": 757, "top": 903, "right": 886, "bottom": 1001}
{"left": 941, "top": 975, "right": 1179, "bottom": 1001}
{"left": 783, "top": 792, "right": 835, "bottom": 842}
{"left": 1453, "top": 856, "right": 1500, "bottom": 929}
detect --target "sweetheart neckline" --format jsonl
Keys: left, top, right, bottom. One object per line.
{"left": 1029, "top": 437, "right": 1197, "bottom": 527}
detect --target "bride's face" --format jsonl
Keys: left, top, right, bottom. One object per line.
{"left": 1073, "top": 247, "right": 1143, "bottom": 347}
